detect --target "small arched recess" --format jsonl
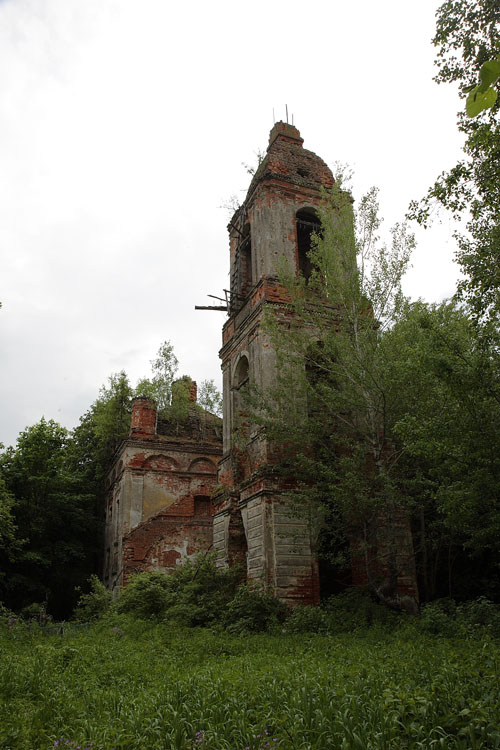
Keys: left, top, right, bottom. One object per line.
{"left": 231, "top": 353, "right": 250, "bottom": 436}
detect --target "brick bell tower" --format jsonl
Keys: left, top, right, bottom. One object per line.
{"left": 213, "top": 122, "right": 335, "bottom": 605}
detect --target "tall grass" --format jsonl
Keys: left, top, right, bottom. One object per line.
{"left": 1, "top": 619, "right": 499, "bottom": 749}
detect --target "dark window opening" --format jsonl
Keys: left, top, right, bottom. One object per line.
{"left": 240, "top": 229, "right": 252, "bottom": 297}
{"left": 296, "top": 209, "right": 321, "bottom": 280}
{"left": 232, "top": 355, "right": 250, "bottom": 439}
{"left": 230, "top": 224, "right": 252, "bottom": 314}
{"left": 227, "top": 509, "right": 248, "bottom": 569}
{"left": 234, "top": 355, "right": 249, "bottom": 389}
{"left": 318, "top": 522, "right": 352, "bottom": 599}
{"left": 232, "top": 224, "right": 252, "bottom": 311}
{"left": 194, "top": 495, "right": 211, "bottom": 517}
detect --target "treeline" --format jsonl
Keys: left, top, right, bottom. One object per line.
{"left": 253, "top": 286, "right": 500, "bottom": 603}
{"left": 0, "top": 344, "right": 221, "bottom": 619}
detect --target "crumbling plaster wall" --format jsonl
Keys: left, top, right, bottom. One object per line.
{"left": 215, "top": 124, "right": 334, "bottom": 606}
{"left": 103, "top": 397, "right": 221, "bottom": 590}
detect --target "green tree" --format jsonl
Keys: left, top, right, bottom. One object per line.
{"left": 252, "top": 181, "right": 416, "bottom": 609}
{"left": 410, "top": 0, "right": 500, "bottom": 326}
{"left": 406, "top": 0, "right": 500, "bottom": 599}
{"left": 198, "top": 379, "right": 223, "bottom": 417}
{"left": 0, "top": 419, "right": 98, "bottom": 617}
{"left": 135, "top": 341, "right": 222, "bottom": 420}
{"left": 70, "top": 370, "right": 135, "bottom": 489}
{"left": 93, "top": 371, "right": 134, "bottom": 450}
{"left": 0, "top": 473, "right": 22, "bottom": 596}
{"left": 465, "top": 53, "right": 500, "bottom": 116}
{"left": 255, "top": 181, "right": 500, "bottom": 603}
{"left": 135, "top": 340, "right": 179, "bottom": 413}
{"left": 382, "top": 301, "right": 500, "bottom": 600}
{"left": 0, "top": 474, "right": 17, "bottom": 551}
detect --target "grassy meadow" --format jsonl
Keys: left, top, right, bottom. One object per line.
{"left": 1, "top": 617, "right": 500, "bottom": 750}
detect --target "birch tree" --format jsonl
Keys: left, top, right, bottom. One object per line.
{"left": 253, "top": 179, "right": 416, "bottom": 608}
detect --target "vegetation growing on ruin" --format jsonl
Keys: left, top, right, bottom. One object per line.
{"left": 249, "top": 175, "right": 500, "bottom": 606}
{"left": 0, "top": 342, "right": 222, "bottom": 619}
{"left": 1, "top": 0, "right": 500, "bottom": 621}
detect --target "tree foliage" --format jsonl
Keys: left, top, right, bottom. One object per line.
{"left": 400, "top": 0, "right": 500, "bottom": 599}
{"left": 382, "top": 301, "right": 500, "bottom": 600}
{"left": 409, "top": 0, "right": 500, "bottom": 326}
{"left": 198, "top": 379, "right": 223, "bottom": 417}
{"left": 251, "top": 180, "right": 415, "bottom": 607}
{"left": 0, "top": 419, "right": 98, "bottom": 617}
{"left": 465, "top": 53, "right": 500, "bottom": 116}
{"left": 0, "top": 474, "right": 17, "bottom": 552}
{"left": 0, "top": 338, "right": 222, "bottom": 617}
{"left": 115, "top": 555, "right": 242, "bottom": 626}
{"left": 251, "top": 174, "right": 500, "bottom": 605}
{"left": 135, "top": 340, "right": 179, "bottom": 413}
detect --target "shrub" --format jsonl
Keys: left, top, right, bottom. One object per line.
{"left": 418, "top": 600, "right": 458, "bottom": 636}
{"left": 114, "top": 571, "right": 175, "bottom": 619}
{"left": 0, "top": 601, "right": 17, "bottom": 627}
{"left": 73, "top": 575, "right": 112, "bottom": 622}
{"left": 283, "top": 589, "right": 401, "bottom": 634}
{"left": 456, "top": 597, "right": 500, "bottom": 637}
{"left": 115, "top": 554, "right": 242, "bottom": 625}
{"left": 323, "top": 588, "right": 401, "bottom": 632}
{"left": 223, "top": 584, "right": 288, "bottom": 632}
{"left": 163, "top": 555, "right": 242, "bottom": 627}
{"left": 20, "top": 601, "right": 50, "bottom": 623}
{"left": 417, "top": 597, "right": 500, "bottom": 638}
{"left": 285, "top": 604, "right": 330, "bottom": 634}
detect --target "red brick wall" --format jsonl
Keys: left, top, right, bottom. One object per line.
{"left": 122, "top": 504, "right": 214, "bottom": 585}
{"left": 130, "top": 398, "right": 157, "bottom": 439}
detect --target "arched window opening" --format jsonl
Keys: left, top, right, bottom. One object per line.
{"left": 232, "top": 355, "right": 250, "bottom": 440}
{"left": 239, "top": 224, "right": 252, "bottom": 299}
{"left": 234, "top": 355, "right": 249, "bottom": 389}
{"left": 296, "top": 209, "right": 321, "bottom": 280}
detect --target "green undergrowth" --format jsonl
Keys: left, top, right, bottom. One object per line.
{"left": 72, "top": 558, "right": 500, "bottom": 640}
{"left": 1, "top": 618, "right": 500, "bottom": 749}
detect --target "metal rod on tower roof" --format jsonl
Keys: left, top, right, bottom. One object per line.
{"left": 273, "top": 107, "right": 275, "bottom": 124}
{"left": 286, "top": 104, "right": 288, "bottom": 123}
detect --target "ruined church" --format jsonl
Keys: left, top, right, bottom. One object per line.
{"left": 103, "top": 122, "right": 418, "bottom": 605}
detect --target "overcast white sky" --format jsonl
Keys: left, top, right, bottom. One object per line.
{"left": 0, "top": 0, "right": 465, "bottom": 448}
